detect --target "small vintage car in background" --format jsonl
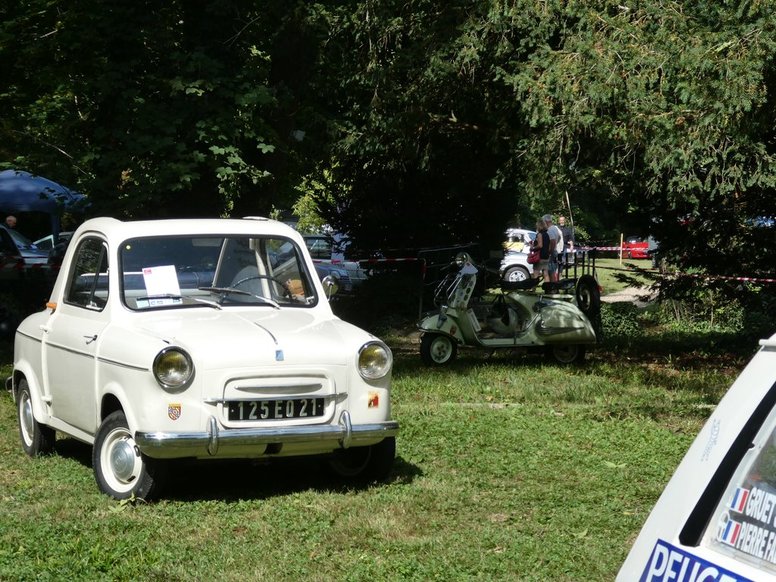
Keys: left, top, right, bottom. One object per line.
{"left": 622, "top": 235, "right": 650, "bottom": 259}
{"left": 7, "top": 217, "right": 398, "bottom": 500}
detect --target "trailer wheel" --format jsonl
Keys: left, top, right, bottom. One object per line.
{"left": 576, "top": 275, "right": 601, "bottom": 318}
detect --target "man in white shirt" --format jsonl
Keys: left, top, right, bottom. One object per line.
{"left": 543, "top": 214, "right": 563, "bottom": 281}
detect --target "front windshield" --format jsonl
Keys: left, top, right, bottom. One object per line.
{"left": 120, "top": 235, "right": 317, "bottom": 310}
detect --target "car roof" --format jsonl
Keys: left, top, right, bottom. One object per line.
{"left": 73, "top": 217, "right": 302, "bottom": 242}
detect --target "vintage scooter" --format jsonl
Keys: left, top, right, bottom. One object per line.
{"left": 418, "top": 253, "right": 601, "bottom": 365}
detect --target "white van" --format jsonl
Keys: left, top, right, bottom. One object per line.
{"left": 618, "top": 332, "right": 776, "bottom": 582}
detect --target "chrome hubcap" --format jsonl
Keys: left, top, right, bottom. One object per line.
{"left": 20, "top": 394, "right": 34, "bottom": 443}
{"left": 110, "top": 437, "right": 138, "bottom": 482}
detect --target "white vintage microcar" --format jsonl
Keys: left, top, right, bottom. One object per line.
{"left": 7, "top": 217, "right": 398, "bottom": 500}
{"left": 618, "top": 332, "right": 776, "bottom": 582}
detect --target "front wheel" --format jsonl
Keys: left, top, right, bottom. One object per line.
{"left": 328, "top": 437, "right": 396, "bottom": 484}
{"left": 548, "top": 344, "right": 586, "bottom": 365}
{"left": 93, "top": 411, "right": 167, "bottom": 500}
{"left": 420, "top": 333, "right": 458, "bottom": 366}
{"left": 503, "top": 265, "right": 530, "bottom": 283}
{"left": 17, "top": 379, "right": 55, "bottom": 457}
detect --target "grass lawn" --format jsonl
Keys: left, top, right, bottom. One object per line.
{"left": 0, "top": 310, "right": 755, "bottom": 580}
{"left": 591, "top": 256, "right": 656, "bottom": 296}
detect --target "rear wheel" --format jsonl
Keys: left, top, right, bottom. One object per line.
{"left": 17, "top": 379, "right": 55, "bottom": 456}
{"left": 548, "top": 344, "right": 586, "bottom": 365}
{"left": 420, "top": 333, "right": 457, "bottom": 366}
{"left": 328, "top": 437, "right": 396, "bottom": 484}
{"left": 93, "top": 411, "right": 167, "bottom": 500}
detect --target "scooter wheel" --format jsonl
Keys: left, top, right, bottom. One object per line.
{"left": 420, "top": 333, "right": 458, "bottom": 366}
{"left": 547, "top": 344, "right": 586, "bottom": 365}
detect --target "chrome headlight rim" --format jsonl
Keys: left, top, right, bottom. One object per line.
{"left": 357, "top": 341, "right": 393, "bottom": 381}
{"left": 153, "top": 346, "right": 195, "bottom": 392}
{"left": 455, "top": 251, "right": 472, "bottom": 267}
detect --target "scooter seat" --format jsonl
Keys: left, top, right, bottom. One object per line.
{"left": 501, "top": 277, "right": 541, "bottom": 291}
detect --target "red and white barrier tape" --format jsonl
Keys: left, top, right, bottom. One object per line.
{"left": 579, "top": 246, "right": 645, "bottom": 252}
{"left": 668, "top": 272, "right": 776, "bottom": 285}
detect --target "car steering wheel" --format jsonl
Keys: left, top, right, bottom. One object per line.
{"left": 232, "top": 274, "right": 292, "bottom": 299}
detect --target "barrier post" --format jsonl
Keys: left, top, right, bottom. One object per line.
{"left": 619, "top": 233, "right": 624, "bottom": 265}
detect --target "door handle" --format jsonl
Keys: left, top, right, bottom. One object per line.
{"left": 39, "top": 324, "right": 50, "bottom": 333}
{"left": 84, "top": 334, "right": 98, "bottom": 344}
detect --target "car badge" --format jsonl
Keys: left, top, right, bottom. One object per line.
{"left": 168, "top": 403, "right": 182, "bottom": 421}
{"left": 368, "top": 392, "right": 379, "bottom": 408}
{"left": 275, "top": 349, "right": 284, "bottom": 361}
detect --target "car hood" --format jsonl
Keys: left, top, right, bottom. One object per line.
{"left": 131, "top": 308, "right": 370, "bottom": 369}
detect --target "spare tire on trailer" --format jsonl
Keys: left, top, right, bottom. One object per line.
{"left": 575, "top": 275, "right": 602, "bottom": 340}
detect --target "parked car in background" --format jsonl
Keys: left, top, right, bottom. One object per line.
{"left": 8, "top": 217, "right": 398, "bottom": 500}
{"left": 622, "top": 235, "right": 650, "bottom": 259}
{"left": 33, "top": 231, "right": 73, "bottom": 251}
{"left": 0, "top": 224, "right": 49, "bottom": 266}
{"left": 500, "top": 252, "right": 532, "bottom": 282}
{"left": 1, "top": 225, "right": 58, "bottom": 336}
{"left": 304, "top": 233, "right": 368, "bottom": 293}
{"left": 314, "top": 262, "right": 354, "bottom": 295}
{"left": 500, "top": 228, "right": 536, "bottom": 282}
{"left": 303, "top": 234, "right": 334, "bottom": 260}
{"left": 503, "top": 228, "right": 536, "bottom": 254}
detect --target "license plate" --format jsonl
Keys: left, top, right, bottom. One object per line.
{"left": 227, "top": 398, "right": 324, "bottom": 421}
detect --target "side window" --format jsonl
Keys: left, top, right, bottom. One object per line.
{"left": 65, "top": 238, "right": 109, "bottom": 310}
{"left": 702, "top": 404, "right": 776, "bottom": 572}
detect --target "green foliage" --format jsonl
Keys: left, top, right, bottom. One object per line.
{"left": 0, "top": 1, "right": 316, "bottom": 218}
{"left": 601, "top": 302, "right": 642, "bottom": 343}
{"left": 650, "top": 280, "right": 776, "bottom": 342}
{"left": 302, "top": 1, "right": 776, "bottom": 270}
{"left": 1, "top": 1, "right": 775, "bottom": 279}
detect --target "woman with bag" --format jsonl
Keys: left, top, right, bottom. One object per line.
{"left": 531, "top": 218, "right": 551, "bottom": 282}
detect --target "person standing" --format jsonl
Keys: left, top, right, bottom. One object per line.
{"left": 532, "top": 218, "right": 551, "bottom": 282}
{"left": 558, "top": 215, "right": 574, "bottom": 273}
{"left": 543, "top": 214, "right": 563, "bottom": 281}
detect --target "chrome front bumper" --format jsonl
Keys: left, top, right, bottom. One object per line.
{"left": 134, "top": 410, "right": 399, "bottom": 459}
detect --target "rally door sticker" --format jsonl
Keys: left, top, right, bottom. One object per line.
{"left": 640, "top": 539, "right": 753, "bottom": 582}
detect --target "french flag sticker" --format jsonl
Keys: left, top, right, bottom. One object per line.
{"left": 720, "top": 518, "right": 742, "bottom": 546}
{"left": 728, "top": 487, "right": 749, "bottom": 513}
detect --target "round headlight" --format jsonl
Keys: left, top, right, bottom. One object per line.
{"left": 455, "top": 252, "right": 472, "bottom": 267}
{"left": 358, "top": 342, "right": 393, "bottom": 380}
{"left": 153, "top": 347, "right": 194, "bottom": 391}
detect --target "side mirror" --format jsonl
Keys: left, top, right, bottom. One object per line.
{"left": 321, "top": 274, "right": 340, "bottom": 299}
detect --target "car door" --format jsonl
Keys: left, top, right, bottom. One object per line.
{"left": 42, "top": 236, "right": 110, "bottom": 433}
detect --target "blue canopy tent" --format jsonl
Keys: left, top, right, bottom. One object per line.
{"left": 0, "top": 169, "right": 87, "bottom": 237}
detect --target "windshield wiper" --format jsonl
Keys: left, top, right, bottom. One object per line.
{"left": 198, "top": 286, "right": 280, "bottom": 309}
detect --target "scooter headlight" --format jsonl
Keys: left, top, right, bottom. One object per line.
{"left": 455, "top": 252, "right": 472, "bottom": 267}
{"left": 358, "top": 342, "right": 392, "bottom": 380}
{"left": 153, "top": 347, "right": 194, "bottom": 392}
